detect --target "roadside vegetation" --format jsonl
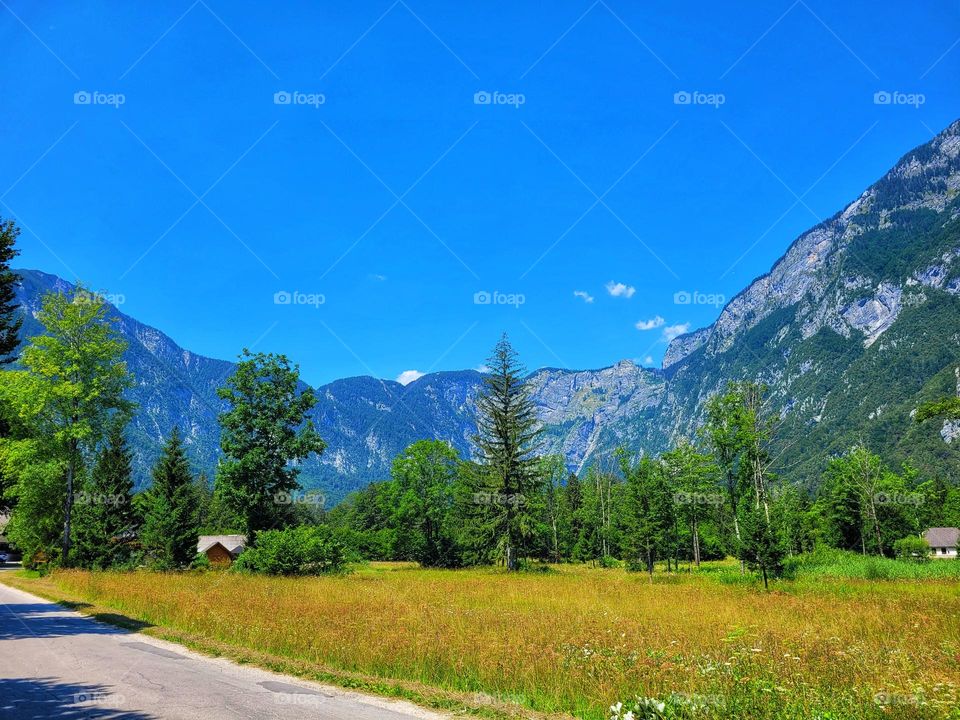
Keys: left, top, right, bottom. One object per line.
{"left": 5, "top": 561, "right": 959, "bottom": 720}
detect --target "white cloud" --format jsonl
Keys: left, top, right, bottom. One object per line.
{"left": 475, "top": 364, "right": 490, "bottom": 374}
{"left": 635, "top": 315, "right": 665, "bottom": 331}
{"left": 606, "top": 281, "right": 636, "bottom": 299}
{"left": 396, "top": 370, "right": 425, "bottom": 385}
{"left": 573, "top": 290, "right": 594, "bottom": 304}
{"left": 369, "top": 273, "right": 387, "bottom": 281}
{"left": 644, "top": 355, "right": 654, "bottom": 365}
{"left": 662, "top": 323, "right": 690, "bottom": 342}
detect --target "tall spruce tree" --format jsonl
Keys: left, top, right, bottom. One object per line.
{"left": 73, "top": 419, "right": 137, "bottom": 569}
{"left": 472, "top": 334, "right": 542, "bottom": 570}
{"left": 0, "top": 218, "right": 22, "bottom": 363}
{"left": 0, "top": 218, "right": 22, "bottom": 510}
{"left": 141, "top": 427, "right": 200, "bottom": 569}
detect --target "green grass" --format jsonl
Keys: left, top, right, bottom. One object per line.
{"left": 3, "top": 557, "right": 960, "bottom": 719}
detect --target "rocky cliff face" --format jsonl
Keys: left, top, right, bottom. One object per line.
{"left": 658, "top": 118, "right": 960, "bottom": 485}
{"left": 14, "top": 119, "right": 960, "bottom": 502}
{"left": 664, "top": 119, "right": 960, "bottom": 367}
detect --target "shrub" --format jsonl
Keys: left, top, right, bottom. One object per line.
{"left": 892, "top": 535, "right": 930, "bottom": 563}
{"left": 232, "top": 525, "right": 346, "bottom": 575}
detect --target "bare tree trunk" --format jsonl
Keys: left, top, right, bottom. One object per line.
{"left": 733, "top": 513, "right": 745, "bottom": 575}
{"left": 693, "top": 518, "right": 701, "bottom": 568}
{"left": 61, "top": 454, "right": 76, "bottom": 565}
{"left": 551, "top": 514, "right": 558, "bottom": 564}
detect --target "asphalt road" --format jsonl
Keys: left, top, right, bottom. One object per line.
{"left": 0, "top": 581, "right": 448, "bottom": 720}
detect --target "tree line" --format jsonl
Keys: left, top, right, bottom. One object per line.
{"left": 1, "top": 215, "right": 958, "bottom": 582}
{"left": 328, "top": 348, "right": 960, "bottom": 585}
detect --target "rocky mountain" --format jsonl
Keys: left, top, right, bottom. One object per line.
{"left": 659, "top": 118, "right": 960, "bottom": 487}
{"left": 14, "top": 118, "right": 960, "bottom": 501}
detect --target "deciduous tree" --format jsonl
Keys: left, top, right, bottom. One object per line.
{"left": 13, "top": 287, "right": 132, "bottom": 564}
{"left": 215, "top": 350, "right": 325, "bottom": 540}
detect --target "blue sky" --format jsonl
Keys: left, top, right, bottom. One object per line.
{"left": 2, "top": 1, "right": 958, "bottom": 386}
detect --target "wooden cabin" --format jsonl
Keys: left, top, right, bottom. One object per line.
{"left": 197, "top": 535, "right": 247, "bottom": 567}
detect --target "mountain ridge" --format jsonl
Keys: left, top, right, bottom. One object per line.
{"left": 13, "top": 117, "right": 960, "bottom": 502}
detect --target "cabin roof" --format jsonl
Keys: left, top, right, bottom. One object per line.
{"left": 923, "top": 527, "right": 960, "bottom": 548}
{"left": 197, "top": 534, "right": 247, "bottom": 555}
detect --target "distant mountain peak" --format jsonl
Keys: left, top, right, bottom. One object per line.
{"left": 13, "top": 117, "right": 960, "bottom": 501}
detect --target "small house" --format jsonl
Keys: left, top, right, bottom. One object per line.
{"left": 197, "top": 534, "right": 247, "bottom": 567}
{"left": 922, "top": 528, "right": 959, "bottom": 559}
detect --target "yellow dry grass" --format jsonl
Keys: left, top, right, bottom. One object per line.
{"left": 10, "top": 563, "right": 960, "bottom": 719}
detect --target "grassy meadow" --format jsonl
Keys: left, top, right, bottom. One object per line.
{"left": 5, "top": 559, "right": 960, "bottom": 720}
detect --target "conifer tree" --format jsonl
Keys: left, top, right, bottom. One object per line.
{"left": 620, "top": 453, "right": 672, "bottom": 579}
{"left": 141, "top": 427, "right": 200, "bottom": 569}
{"left": 0, "top": 217, "right": 22, "bottom": 363}
{"left": 73, "top": 419, "right": 137, "bottom": 568}
{"left": 472, "top": 334, "right": 542, "bottom": 570}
